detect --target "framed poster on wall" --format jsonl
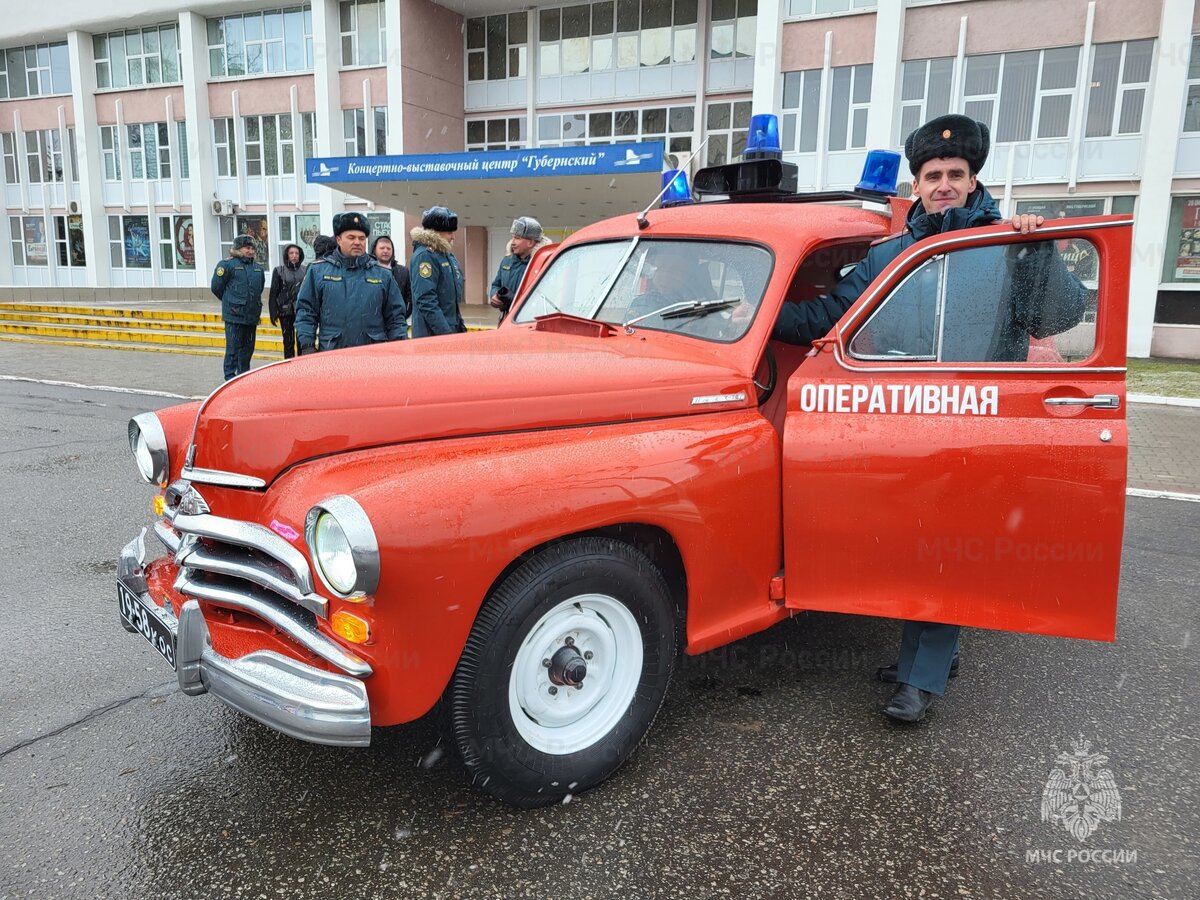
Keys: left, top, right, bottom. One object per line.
{"left": 123, "top": 216, "right": 150, "bottom": 269}
{"left": 236, "top": 214, "right": 270, "bottom": 266}
{"left": 23, "top": 217, "right": 47, "bottom": 266}
{"left": 174, "top": 216, "right": 195, "bottom": 269}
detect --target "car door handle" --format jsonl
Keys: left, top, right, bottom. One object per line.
{"left": 1044, "top": 394, "right": 1120, "bottom": 409}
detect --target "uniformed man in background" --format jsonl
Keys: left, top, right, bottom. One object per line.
{"left": 295, "top": 212, "right": 407, "bottom": 354}
{"left": 210, "top": 234, "right": 265, "bottom": 380}
{"left": 410, "top": 206, "right": 466, "bottom": 337}
{"left": 488, "top": 216, "right": 549, "bottom": 321}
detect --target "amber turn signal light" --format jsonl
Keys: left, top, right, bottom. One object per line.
{"left": 331, "top": 610, "right": 370, "bottom": 644}
{"left": 153, "top": 495, "right": 166, "bottom": 517}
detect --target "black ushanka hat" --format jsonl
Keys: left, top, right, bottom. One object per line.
{"left": 904, "top": 114, "right": 991, "bottom": 176}
{"left": 332, "top": 211, "right": 371, "bottom": 237}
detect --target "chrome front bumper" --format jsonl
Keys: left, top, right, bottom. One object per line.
{"left": 118, "top": 534, "right": 372, "bottom": 747}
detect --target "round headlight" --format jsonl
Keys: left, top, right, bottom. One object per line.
{"left": 312, "top": 511, "right": 357, "bottom": 595}
{"left": 132, "top": 431, "right": 155, "bottom": 482}
{"left": 127, "top": 413, "right": 169, "bottom": 484}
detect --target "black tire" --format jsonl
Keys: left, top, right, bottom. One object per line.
{"left": 445, "top": 536, "right": 678, "bottom": 807}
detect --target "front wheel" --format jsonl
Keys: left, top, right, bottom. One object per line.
{"left": 445, "top": 537, "right": 678, "bottom": 807}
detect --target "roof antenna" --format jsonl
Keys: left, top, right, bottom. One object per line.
{"left": 636, "top": 133, "right": 713, "bottom": 230}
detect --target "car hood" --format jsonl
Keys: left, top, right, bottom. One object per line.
{"left": 187, "top": 327, "right": 751, "bottom": 485}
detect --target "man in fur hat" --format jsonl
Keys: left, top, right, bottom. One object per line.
{"left": 294, "top": 212, "right": 407, "bottom": 354}
{"left": 410, "top": 206, "right": 466, "bottom": 337}
{"left": 773, "top": 114, "right": 1087, "bottom": 723}
{"left": 489, "top": 216, "right": 551, "bottom": 321}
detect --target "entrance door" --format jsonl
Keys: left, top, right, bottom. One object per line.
{"left": 781, "top": 219, "right": 1130, "bottom": 641}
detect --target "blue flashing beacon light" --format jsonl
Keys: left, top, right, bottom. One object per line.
{"left": 856, "top": 149, "right": 901, "bottom": 196}
{"left": 660, "top": 169, "right": 693, "bottom": 207}
{"left": 742, "top": 114, "right": 782, "bottom": 161}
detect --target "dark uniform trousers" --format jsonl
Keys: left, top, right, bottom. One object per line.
{"left": 279, "top": 318, "right": 297, "bottom": 359}
{"left": 223, "top": 323, "right": 257, "bottom": 380}
{"left": 895, "top": 621, "right": 961, "bottom": 695}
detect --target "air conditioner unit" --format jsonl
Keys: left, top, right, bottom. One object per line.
{"left": 67, "top": 200, "right": 81, "bottom": 215}
{"left": 211, "top": 198, "right": 234, "bottom": 216}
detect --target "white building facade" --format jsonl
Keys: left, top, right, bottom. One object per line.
{"left": 1, "top": 0, "right": 1197, "bottom": 357}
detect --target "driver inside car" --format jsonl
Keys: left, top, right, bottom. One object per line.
{"left": 624, "top": 248, "right": 750, "bottom": 340}
{"left": 626, "top": 249, "right": 717, "bottom": 318}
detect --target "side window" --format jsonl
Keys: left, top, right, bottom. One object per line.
{"left": 849, "top": 238, "right": 1098, "bottom": 363}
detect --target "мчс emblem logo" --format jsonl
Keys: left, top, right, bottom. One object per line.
{"left": 418, "top": 261, "right": 433, "bottom": 278}
{"left": 1041, "top": 736, "right": 1122, "bottom": 842}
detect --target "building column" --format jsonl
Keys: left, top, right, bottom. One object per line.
{"left": 751, "top": 0, "right": 785, "bottom": 118}
{"left": 178, "top": 12, "right": 219, "bottom": 282}
{"left": 1127, "top": 0, "right": 1192, "bottom": 358}
{"left": 66, "top": 30, "right": 108, "bottom": 288}
{"left": 866, "top": 0, "right": 906, "bottom": 151}
{"left": 312, "top": 0, "right": 346, "bottom": 228}
{"left": 386, "top": 0, "right": 404, "bottom": 154}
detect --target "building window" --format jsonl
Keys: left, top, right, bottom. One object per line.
{"left": 1, "top": 133, "right": 17, "bottom": 184}
{"left": 245, "top": 114, "right": 299, "bottom": 176}
{"left": 176, "top": 122, "right": 189, "bottom": 179}
{"left": 278, "top": 212, "right": 323, "bottom": 260}
{"left": 301, "top": 112, "right": 317, "bottom": 162}
{"left": 897, "top": 57, "right": 953, "bottom": 144}
{"left": 218, "top": 216, "right": 236, "bottom": 259}
{"left": 785, "top": 0, "right": 874, "bottom": 16}
{"left": 534, "top": 0, "right": 695, "bottom": 78}
{"left": 109, "top": 215, "right": 152, "bottom": 269}
{"left": 208, "top": 6, "right": 313, "bottom": 78}
{"left": 54, "top": 215, "right": 87, "bottom": 268}
{"left": 1185, "top": 37, "right": 1200, "bottom": 133}
{"left": 213, "top": 119, "right": 238, "bottom": 177}
{"left": 781, "top": 69, "right": 821, "bottom": 153}
{"left": 100, "top": 126, "right": 121, "bottom": 181}
{"left": 10, "top": 216, "right": 50, "bottom": 266}
{"left": 538, "top": 104, "right": 693, "bottom": 159}
{"left": 706, "top": 99, "right": 752, "bottom": 164}
{"left": 711, "top": 0, "right": 755, "bottom": 61}
{"left": 126, "top": 123, "right": 171, "bottom": 180}
{"left": 466, "top": 116, "right": 527, "bottom": 150}
{"left": 827, "top": 63, "right": 871, "bottom": 151}
{"left": 466, "top": 11, "right": 528, "bottom": 81}
{"left": 962, "top": 47, "right": 1080, "bottom": 143}
{"left": 94, "top": 25, "right": 181, "bottom": 88}
{"left": 1085, "top": 40, "right": 1153, "bottom": 138}
{"left": 0, "top": 43, "right": 70, "bottom": 99}
{"left": 23, "top": 130, "right": 66, "bottom": 183}
{"left": 340, "top": 0, "right": 388, "bottom": 67}
{"left": 343, "top": 107, "right": 388, "bottom": 156}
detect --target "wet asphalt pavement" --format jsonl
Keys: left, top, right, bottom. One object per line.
{"left": 0, "top": 372, "right": 1196, "bottom": 900}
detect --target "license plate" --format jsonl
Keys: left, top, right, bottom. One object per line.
{"left": 118, "top": 581, "right": 177, "bottom": 670}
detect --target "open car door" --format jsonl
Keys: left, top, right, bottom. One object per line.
{"left": 781, "top": 217, "right": 1131, "bottom": 641}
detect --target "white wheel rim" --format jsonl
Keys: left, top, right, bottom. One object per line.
{"left": 508, "top": 593, "right": 644, "bottom": 756}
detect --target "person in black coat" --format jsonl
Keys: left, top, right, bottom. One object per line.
{"left": 268, "top": 243, "right": 306, "bottom": 359}
{"left": 370, "top": 235, "right": 413, "bottom": 321}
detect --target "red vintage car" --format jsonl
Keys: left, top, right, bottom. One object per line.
{"left": 118, "top": 149, "right": 1129, "bottom": 808}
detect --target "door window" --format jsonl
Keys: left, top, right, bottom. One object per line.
{"left": 848, "top": 238, "right": 1098, "bottom": 363}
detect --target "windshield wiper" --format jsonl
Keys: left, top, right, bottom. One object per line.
{"left": 625, "top": 298, "right": 741, "bottom": 327}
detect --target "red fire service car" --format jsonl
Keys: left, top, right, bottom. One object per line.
{"left": 118, "top": 120, "right": 1130, "bottom": 808}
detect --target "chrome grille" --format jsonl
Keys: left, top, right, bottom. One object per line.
{"left": 157, "top": 481, "right": 328, "bottom": 620}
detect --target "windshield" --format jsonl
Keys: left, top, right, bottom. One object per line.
{"left": 513, "top": 239, "right": 774, "bottom": 343}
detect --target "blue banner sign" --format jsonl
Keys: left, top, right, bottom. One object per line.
{"left": 306, "top": 142, "right": 664, "bottom": 183}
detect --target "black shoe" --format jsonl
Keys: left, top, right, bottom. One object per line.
{"left": 877, "top": 650, "right": 960, "bottom": 684}
{"left": 884, "top": 684, "right": 935, "bottom": 723}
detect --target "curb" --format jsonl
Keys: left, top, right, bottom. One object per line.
{"left": 1128, "top": 393, "right": 1200, "bottom": 408}
{"left": 1126, "top": 487, "right": 1200, "bottom": 503}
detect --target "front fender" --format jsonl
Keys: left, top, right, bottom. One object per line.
{"left": 278, "top": 409, "right": 782, "bottom": 725}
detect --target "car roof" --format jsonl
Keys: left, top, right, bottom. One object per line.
{"left": 562, "top": 200, "right": 903, "bottom": 257}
